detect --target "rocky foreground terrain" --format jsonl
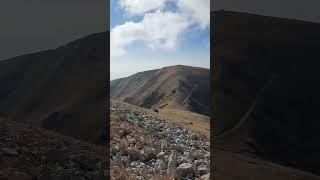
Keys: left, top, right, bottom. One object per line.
{"left": 0, "top": 120, "right": 107, "bottom": 179}
{"left": 110, "top": 101, "right": 210, "bottom": 180}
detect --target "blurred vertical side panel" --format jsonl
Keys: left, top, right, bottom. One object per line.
{"left": 212, "top": 2, "right": 320, "bottom": 180}
{"left": 0, "top": 0, "right": 108, "bottom": 179}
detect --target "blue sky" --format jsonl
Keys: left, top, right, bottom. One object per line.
{"left": 110, "top": 0, "right": 210, "bottom": 80}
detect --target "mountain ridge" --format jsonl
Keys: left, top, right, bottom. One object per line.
{"left": 110, "top": 65, "right": 210, "bottom": 116}
{"left": 0, "top": 31, "right": 107, "bottom": 144}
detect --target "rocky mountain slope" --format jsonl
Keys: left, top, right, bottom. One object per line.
{"left": 110, "top": 65, "right": 210, "bottom": 116}
{"left": 212, "top": 10, "right": 320, "bottom": 177}
{"left": 0, "top": 32, "right": 107, "bottom": 144}
{"left": 0, "top": 119, "right": 106, "bottom": 179}
{"left": 110, "top": 101, "right": 210, "bottom": 180}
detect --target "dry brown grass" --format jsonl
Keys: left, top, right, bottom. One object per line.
{"left": 111, "top": 168, "right": 135, "bottom": 180}
{"left": 127, "top": 147, "right": 140, "bottom": 161}
{"left": 119, "top": 125, "right": 134, "bottom": 138}
{"left": 144, "top": 146, "right": 155, "bottom": 157}
{"left": 142, "top": 138, "right": 151, "bottom": 146}
{"left": 119, "top": 139, "right": 129, "bottom": 152}
{"left": 110, "top": 115, "right": 121, "bottom": 140}
{"left": 158, "top": 109, "right": 210, "bottom": 139}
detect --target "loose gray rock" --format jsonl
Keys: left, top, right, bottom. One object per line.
{"left": 176, "top": 163, "right": 194, "bottom": 179}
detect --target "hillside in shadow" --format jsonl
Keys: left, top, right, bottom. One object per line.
{"left": 212, "top": 10, "right": 320, "bottom": 176}
{"left": 0, "top": 32, "right": 107, "bottom": 144}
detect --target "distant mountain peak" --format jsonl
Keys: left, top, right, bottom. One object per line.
{"left": 111, "top": 65, "right": 210, "bottom": 116}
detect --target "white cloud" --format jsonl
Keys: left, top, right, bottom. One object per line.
{"left": 118, "top": 0, "right": 210, "bottom": 28}
{"left": 111, "top": 22, "right": 144, "bottom": 57}
{"left": 111, "top": 0, "right": 210, "bottom": 58}
{"left": 119, "top": 0, "right": 168, "bottom": 15}
{"left": 177, "top": 0, "right": 210, "bottom": 29}
{"left": 111, "top": 10, "right": 189, "bottom": 58}
{"left": 143, "top": 10, "right": 189, "bottom": 50}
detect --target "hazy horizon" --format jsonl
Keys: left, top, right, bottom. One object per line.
{"left": 110, "top": 0, "right": 210, "bottom": 80}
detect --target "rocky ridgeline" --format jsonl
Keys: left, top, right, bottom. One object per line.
{"left": 110, "top": 102, "right": 210, "bottom": 180}
{"left": 0, "top": 121, "right": 106, "bottom": 179}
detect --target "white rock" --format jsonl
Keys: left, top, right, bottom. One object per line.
{"left": 167, "top": 152, "right": 177, "bottom": 174}
{"left": 156, "top": 151, "right": 165, "bottom": 159}
{"left": 200, "top": 173, "right": 210, "bottom": 180}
